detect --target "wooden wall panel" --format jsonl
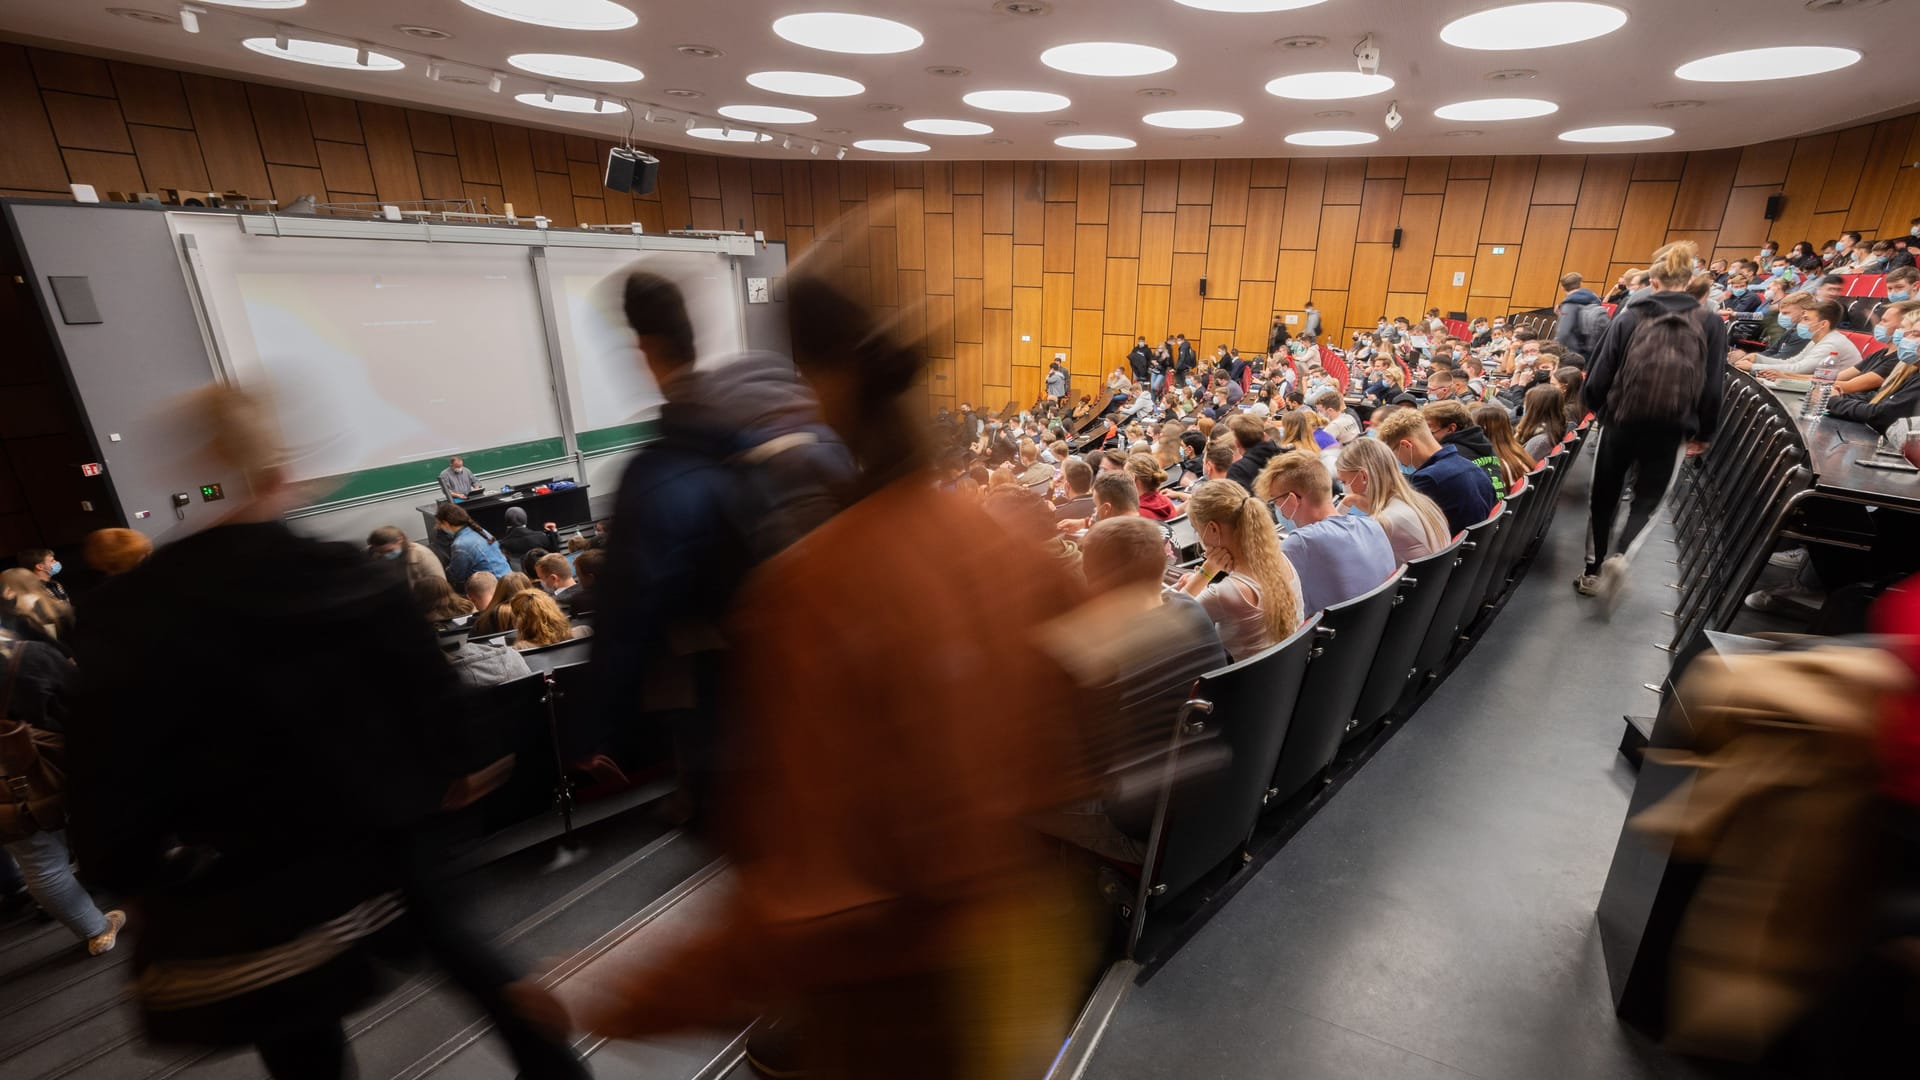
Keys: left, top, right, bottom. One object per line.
{"left": 5, "top": 43, "right": 1917, "bottom": 409}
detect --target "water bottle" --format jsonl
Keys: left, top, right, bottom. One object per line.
{"left": 1811, "top": 349, "right": 1843, "bottom": 416}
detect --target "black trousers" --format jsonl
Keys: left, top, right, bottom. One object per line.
{"left": 1587, "top": 421, "right": 1685, "bottom": 570}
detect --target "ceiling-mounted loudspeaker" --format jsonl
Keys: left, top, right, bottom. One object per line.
{"left": 605, "top": 146, "right": 660, "bottom": 196}
{"left": 1392, "top": 226, "right": 1403, "bottom": 249}
{"left": 1764, "top": 193, "right": 1784, "bottom": 221}
{"left": 1199, "top": 275, "right": 1208, "bottom": 297}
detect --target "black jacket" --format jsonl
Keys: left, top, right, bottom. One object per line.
{"left": 1267, "top": 322, "right": 1287, "bottom": 353}
{"left": 499, "top": 522, "right": 561, "bottom": 562}
{"left": 1827, "top": 363, "right": 1920, "bottom": 433}
{"left": 1127, "top": 344, "right": 1153, "bottom": 381}
{"left": 1226, "top": 440, "right": 1283, "bottom": 495}
{"left": 1177, "top": 341, "right": 1197, "bottom": 374}
{"left": 69, "top": 520, "right": 454, "bottom": 1041}
{"left": 1583, "top": 290, "right": 1727, "bottom": 441}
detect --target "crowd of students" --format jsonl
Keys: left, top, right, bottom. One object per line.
{"left": 4, "top": 218, "right": 1917, "bottom": 1078}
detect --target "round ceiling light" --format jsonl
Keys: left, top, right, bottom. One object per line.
{"left": 772, "top": 12, "right": 924, "bottom": 54}
{"left": 1284, "top": 129, "right": 1378, "bottom": 146}
{"left": 242, "top": 38, "right": 405, "bottom": 70}
{"left": 458, "top": 0, "right": 637, "bottom": 32}
{"left": 854, "top": 138, "right": 932, "bottom": 153}
{"left": 516, "top": 92, "right": 627, "bottom": 114}
{"left": 1265, "top": 71, "right": 1395, "bottom": 100}
{"left": 1143, "top": 109, "right": 1243, "bottom": 129}
{"left": 1558, "top": 123, "right": 1674, "bottom": 143}
{"left": 1173, "top": 0, "right": 1330, "bottom": 10}
{"left": 688, "top": 127, "right": 773, "bottom": 142}
{"left": 1433, "top": 97, "right": 1558, "bottom": 121}
{"left": 1674, "top": 45, "right": 1859, "bottom": 82}
{"left": 508, "top": 53, "right": 642, "bottom": 83}
{"left": 1056, "top": 134, "right": 1137, "bottom": 150}
{"left": 1439, "top": 3, "right": 1627, "bottom": 50}
{"left": 904, "top": 118, "right": 994, "bottom": 135}
{"left": 746, "top": 70, "right": 866, "bottom": 97}
{"left": 963, "top": 89, "right": 1071, "bottom": 112}
{"left": 1039, "top": 42, "right": 1177, "bottom": 77}
{"left": 719, "top": 104, "right": 818, "bottom": 124}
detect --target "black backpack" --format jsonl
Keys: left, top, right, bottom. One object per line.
{"left": 1610, "top": 304, "right": 1708, "bottom": 427}
{"left": 1566, "top": 301, "right": 1610, "bottom": 359}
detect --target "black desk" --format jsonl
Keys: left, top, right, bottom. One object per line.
{"left": 1780, "top": 395, "right": 1920, "bottom": 511}
{"left": 417, "top": 484, "right": 592, "bottom": 540}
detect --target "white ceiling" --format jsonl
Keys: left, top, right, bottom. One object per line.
{"left": 4, "top": 0, "right": 1916, "bottom": 161}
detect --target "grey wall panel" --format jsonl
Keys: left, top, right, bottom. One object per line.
{"left": 9, "top": 203, "right": 241, "bottom": 545}
{"left": 737, "top": 240, "right": 791, "bottom": 357}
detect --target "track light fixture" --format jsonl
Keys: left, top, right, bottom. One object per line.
{"left": 355, "top": 43, "right": 370, "bottom": 67}
{"left": 273, "top": 25, "right": 288, "bottom": 50}
{"left": 836, "top": 146, "right": 847, "bottom": 160}
{"left": 488, "top": 71, "right": 503, "bottom": 93}
{"left": 179, "top": 4, "right": 202, "bottom": 33}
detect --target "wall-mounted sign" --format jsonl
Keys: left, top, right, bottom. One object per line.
{"left": 80, "top": 462, "right": 104, "bottom": 477}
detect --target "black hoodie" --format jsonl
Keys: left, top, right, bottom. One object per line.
{"left": 1226, "top": 440, "right": 1283, "bottom": 496}
{"left": 1439, "top": 425, "right": 1509, "bottom": 499}
{"left": 1583, "top": 289, "right": 1727, "bottom": 440}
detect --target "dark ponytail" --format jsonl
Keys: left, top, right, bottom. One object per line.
{"left": 435, "top": 501, "right": 495, "bottom": 543}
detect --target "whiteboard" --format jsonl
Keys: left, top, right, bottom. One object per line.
{"left": 176, "top": 217, "right": 562, "bottom": 483}
{"left": 543, "top": 248, "right": 745, "bottom": 434}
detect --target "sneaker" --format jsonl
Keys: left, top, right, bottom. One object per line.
{"left": 1744, "top": 583, "right": 1827, "bottom": 615}
{"left": 88, "top": 910, "right": 126, "bottom": 956}
{"left": 1596, "top": 554, "right": 1629, "bottom": 614}
{"left": 1574, "top": 572, "right": 1601, "bottom": 596}
{"left": 1768, "top": 547, "right": 1810, "bottom": 570}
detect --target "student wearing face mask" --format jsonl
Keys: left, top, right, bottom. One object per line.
{"left": 16, "top": 549, "right": 69, "bottom": 604}
{"left": 1847, "top": 266, "right": 1917, "bottom": 332}
{"left": 1831, "top": 303, "right": 1919, "bottom": 397}
{"left": 1373, "top": 406, "right": 1497, "bottom": 536}
{"left": 1257, "top": 453, "right": 1396, "bottom": 617}
{"left": 1721, "top": 273, "right": 1762, "bottom": 314}
{"left": 1750, "top": 300, "right": 1861, "bottom": 380}
{"left": 1827, "top": 318, "right": 1920, "bottom": 432}
{"left": 1732, "top": 292, "right": 1815, "bottom": 371}
{"left": 367, "top": 525, "right": 449, "bottom": 587}
{"left": 1174, "top": 479, "right": 1304, "bottom": 661}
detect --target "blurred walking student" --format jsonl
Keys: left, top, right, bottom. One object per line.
{"left": 68, "top": 385, "right": 585, "bottom": 1080}
{"left": 1578, "top": 241, "right": 1725, "bottom": 608}
{"left": 524, "top": 269, "right": 1092, "bottom": 1079}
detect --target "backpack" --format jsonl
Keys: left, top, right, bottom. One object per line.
{"left": 726, "top": 425, "right": 854, "bottom": 564}
{"left": 1568, "top": 301, "right": 1610, "bottom": 359}
{"left": 1610, "top": 304, "right": 1708, "bottom": 427}
{"left": 0, "top": 645, "right": 66, "bottom": 843}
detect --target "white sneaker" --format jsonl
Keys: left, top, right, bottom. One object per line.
{"left": 1596, "top": 554, "right": 1629, "bottom": 615}
{"left": 1743, "top": 583, "right": 1828, "bottom": 615}
{"left": 1768, "top": 547, "right": 1810, "bottom": 570}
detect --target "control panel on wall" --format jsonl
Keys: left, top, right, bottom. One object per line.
{"left": 200, "top": 483, "right": 224, "bottom": 502}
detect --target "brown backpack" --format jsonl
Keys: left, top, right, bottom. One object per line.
{"left": 1610, "top": 302, "right": 1710, "bottom": 427}
{"left": 0, "top": 645, "right": 67, "bottom": 843}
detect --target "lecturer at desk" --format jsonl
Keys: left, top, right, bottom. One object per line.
{"left": 438, "top": 456, "right": 482, "bottom": 502}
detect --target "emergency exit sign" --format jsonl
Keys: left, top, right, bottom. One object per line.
{"left": 80, "top": 462, "right": 103, "bottom": 477}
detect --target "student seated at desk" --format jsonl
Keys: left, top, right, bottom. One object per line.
{"left": 368, "top": 525, "right": 447, "bottom": 587}
{"left": 1749, "top": 300, "right": 1861, "bottom": 379}
{"left": 535, "top": 553, "right": 584, "bottom": 613}
{"left": 411, "top": 576, "right": 474, "bottom": 626}
{"left": 1257, "top": 453, "right": 1397, "bottom": 616}
{"left": 510, "top": 590, "right": 588, "bottom": 651}
{"left": 474, "top": 572, "right": 533, "bottom": 635}
{"left": 497, "top": 506, "right": 560, "bottom": 563}
{"left": 1832, "top": 303, "right": 1919, "bottom": 397}
{"left": 434, "top": 503, "right": 511, "bottom": 589}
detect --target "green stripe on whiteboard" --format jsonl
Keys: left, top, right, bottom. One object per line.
{"left": 304, "top": 437, "right": 568, "bottom": 506}
{"left": 578, "top": 421, "right": 659, "bottom": 455}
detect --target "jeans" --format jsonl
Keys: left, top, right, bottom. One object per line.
{"left": 3, "top": 830, "right": 108, "bottom": 941}
{"left": 1587, "top": 421, "right": 1685, "bottom": 570}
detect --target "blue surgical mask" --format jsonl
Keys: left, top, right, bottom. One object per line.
{"left": 46, "top": 561, "right": 61, "bottom": 576}
{"left": 1731, "top": 286, "right": 1748, "bottom": 296}
{"left": 1399, "top": 463, "right": 1418, "bottom": 476}
{"left": 382, "top": 548, "right": 403, "bottom": 560}
{"left": 1875, "top": 325, "right": 1891, "bottom": 342}
{"left": 1795, "top": 323, "right": 1814, "bottom": 341}
{"left": 1900, "top": 337, "right": 1920, "bottom": 362}
{"left": 1891, "top": 290, "right": 1912, "bottom": 302}
{"left": 1777, "top": 312, "right": 1795, "bottom": 329}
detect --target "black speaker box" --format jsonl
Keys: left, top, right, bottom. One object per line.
{"left": 1198, "top": 275, "right": 1208, "bottom": 297}
{"left": 1392, "top": 226, "right": 1403, "bottom": 249}
{"left": 605, "top": 147, "right": 660, "bottom": 196}
{"left": 1764, "top": 193, "right": 1784, "bottom": 221}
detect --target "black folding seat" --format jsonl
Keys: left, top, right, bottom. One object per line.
{"left": 1349, "top": 536, "right": 1464, "bottom": 739}
{"left": 1268, "top": 572, "right": 1402, "bottom": 802}
{"left": 1129, "top": 613, "right": 1323, "bottom": 941}
{"left": 1407, "top": 506, "right": 1504, "bottom": 700}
